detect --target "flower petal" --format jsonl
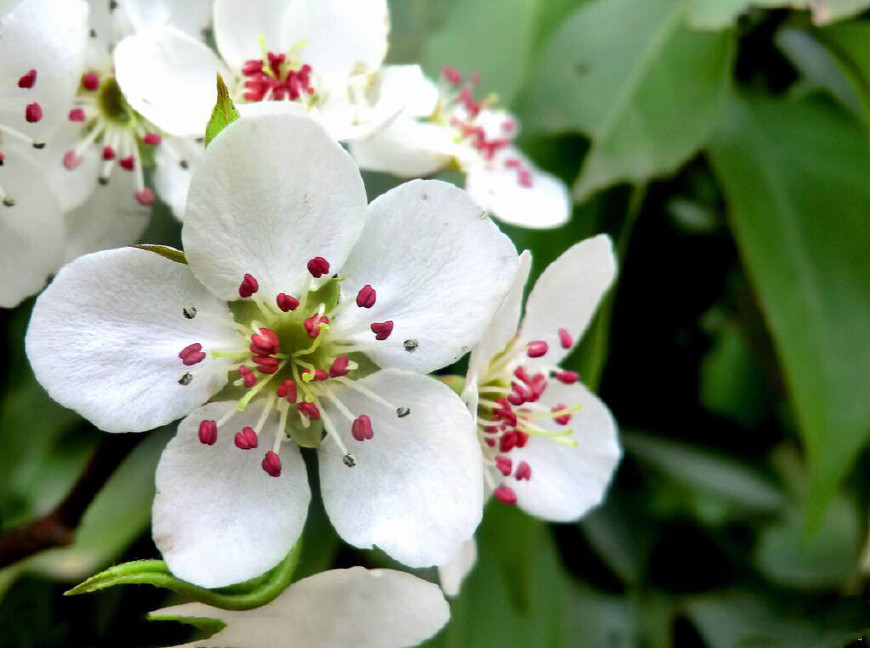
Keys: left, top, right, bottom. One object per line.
{"left": 520, "top": 235, "right": 617, "bottom": 365}
{"left": 115, "top": 0, "right": 213, "bottom": 39}
{"left": 182, "top": 113, "right": 367, "bottom": 301}
{"left": 153, "top": 136, "right": 202, "bottom": 220}
{"left": 438, "top": 537, "right": 477, "bottom": 598}
{"left": 319, "top": 369, "right": 484, "bottom": 567}
{"left": 114, "top": 27, "right": 229, "bottom": 137}
{"left": 0, "top": 149, "right": 64, "bottom": 307}
{"left": 349, "top": 116, "right": 453, "bottom": 177}
{"left": 510, "top": 381, "right": 621, "bottom": 522}
{"left": 41, "top": 118, "right": 103, "bottom": 212}
{"left": 26, "top": 247, "right": 238, "bottom": 433}
{"left": 153, "top": 401, "right": 310, "bottom": 588}
{"left": 212, "top": 0, "right": 290, "bottom": 71}
{"left": 465, "top": 150, "right": 571, "bottom": 229}
{"left": 0, "top": 0, "right": 89, "bottom": 140}
{"left": 333, "top": 180, "right": 519, "bottom": 374}
{"left": 153, "top": 567, "right": 449, "bottom": 648}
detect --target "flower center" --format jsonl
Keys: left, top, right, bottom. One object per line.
{"left": 177, "top": 257, "right": 408, "bottom": 477}
{"left": 240, "top": 40, "right": 317, "bottom": 104}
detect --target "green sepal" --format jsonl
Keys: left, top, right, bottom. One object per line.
{"left": 146, "top": 614, "right": 227, "bottom": 637}
{"left": 437, "top": 374, "right": 466, "bottom": 396}
{"left": 286, "top": 417, "right": 323, "bottom": 449}
{"left": 131, "top": 244, "right": 187, "bottom": 264}
{"left": 205, "top": 73, "right": 240, "bottom": 147}
{"left": 65, "top": 538, "right": 302, "bottom": 611}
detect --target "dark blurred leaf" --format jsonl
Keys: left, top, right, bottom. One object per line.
{"left": 815, "top": 21, "right": 870, "bottom": 120}
{"left": 580, "top": 495, "right": 650, "bottom": 585}
{"left": 688, "top": 0, "right": 870, "bottom": 29}
{"left": 708, "top": 93, "right": 870, "bottom": 527}
{"left": 519, "top": 0, "right": 733, "bottom": 201}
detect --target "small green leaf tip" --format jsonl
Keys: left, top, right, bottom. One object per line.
{"left": 131, "top": 244, "right": 187, "bottom": 264}
{"left": 205, "top": 73, "right": 240, "bottom": 147}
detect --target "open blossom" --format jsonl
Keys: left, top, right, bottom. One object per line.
{"left": 350, "top": 66, "right": 572, "bottom": 230}
{"left": 153, "top": 568, "right": 449, "bottom": 648}
{"left": 27, "top": 113, "right": 518, "bottom": 588}
{"left": 0, "top": 0, "right": 88, "bottom": 307}
{"left": 43, "top": 0, "right": 212, "bottom": 226}
{"left": 438, "top": 236, "right": 622, "bottom": 594}
{"left": 113, "top": 0, "right": 398, "bottom": 149}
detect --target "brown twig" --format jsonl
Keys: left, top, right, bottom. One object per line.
{"left": 0, "top": 433, "right": 142, "bottom": 569}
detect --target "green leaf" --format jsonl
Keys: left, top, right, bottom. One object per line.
{"left": 708, "top": 93, "right": 870, "bottom": 527}
{"left": 813, "top": 21, "right": 870, "bottom": 120}
{"left": 687, "top": 0, "right": 870, "bottom": 29}
{"left": 520, "top": 0, "right": 734, "bottom": 201}
{"left": 205, "top": 73, "right": 240, "bottom": 147}
{"left": 130, "top": 244, "right": 187, "bottom": 264}
{"left": 65, "top": 539, "right": 302, "bottom": 610}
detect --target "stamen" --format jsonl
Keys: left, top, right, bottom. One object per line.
{"left": 495, "top": 455, "right": 512, "bottom": 476}
{"left": 515, "top": 461, "right": 532, "bottom": 481}
{"left": 493, "top": 485, "right": 517, "bottom": 505}
{"left": 371, "top": 320, "right": 394, "bottom": 340}
{"left": 252, "top": 355, "right": 279, "bottom": 374}
{"left": 119, "top": 155, "right": 135, "bottom": 171}
{"left": 261, "top": 450, "right": 282, "bottom": 477}
{"left": 277, "top": 292, "right": 299, "bottom": 312}
{"left": 198, "top": 420, "right": 218, "bottom": 445}
{"left": 178, "top": 372, "right": 193, "bottom": 385}
{"left": 552, "top": 404, "right": 572, "bottom": 426}
{"left": 307, "top": 256, "right": 330, "bottom": 278}
{"left": 82, "top": 72, "right": 99, "bottom": 91}
{"left": 135, "top": 188, "right": 155, "bottom": 206}
{"left": 351, "top": 414, "right": 374, "bottom": 441}
{"left": 558, "top": 328, "right": 573, "bottom": 349}
{"left": 183, "top": 306, "right": 197, "bottom": 319}
{"left": 356, "top": 284, "right": 376, "bottom": 308}
{"left": 234, "top": 426, "right": 259, "bottom": 449}
{"left": 68, "top": 108, "right": 86, "bottom": 122}
{"left": 403, "top": 339, "right": 418, "bottom": 352}
{"left": 397, "top": 406, "right": 410, "bottom": 418}
{"left": 25, "top": 103, "right": 42, "bottom": 123}
{"left": 250, "top": 328, "right": 279, "bottom": 355}
{"left": 18, "top": 69, "right": 37, "bottom": 88}
{"left": 333, "top": 376, "right": 397, "bottom": 411}
{"left": 276, "top": 379, "right": 297, "bottom": 403}
{"left": 329, "top": 355, "right": 350, "bottom": 378}
{"left": 555, "top": 370, "right": 579, "bottom": 385}
{"left": 297, "top": 401, "right": 321, "bottom": 421}
{"left": 143, "top": 132, "right": 162, "bottom": 146}
{"left": 527, "top": 341, "right": 549, "bottom": 358}
{"left": 239, "top": 273, "right": 259, "bottom": 298}
{"left": 178, "top": 342, "right": 206, "bottom": 366}
{"left": 343, "top": 453, "right": 357, "bottom": 467}
{"left": 239, "top": 365, "right": 257, "bottom": 388}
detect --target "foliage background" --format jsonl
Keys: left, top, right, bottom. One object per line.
{"left": 2, "top": 0, "right": 870, "bottom": 645}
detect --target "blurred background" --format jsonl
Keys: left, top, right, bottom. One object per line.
{"left": 3, "top": 0, "right": 870, "bottom": 646}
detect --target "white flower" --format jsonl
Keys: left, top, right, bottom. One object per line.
{"left": 350, "top": 67, "right": 572, "bottom": 230}
{"left": 26, "top": 113, "right": 519, "bottom": 588}
{"left": 437, "top": 236, "right": 622, "bottom": 594}
{"left": 153, "top": 567, "right": 449, "bottom": 648}
{"left": 43, "top": 0, "right": 212, "bottom": 227}
{"left": 0, "top": 0, "right": 89, "bottom": 307}
{"left": 112, "top": 0, "right": 397, "bottom": 148}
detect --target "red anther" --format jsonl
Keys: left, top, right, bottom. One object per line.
{"left": 239, "top": 365, "right": 257, "bottom": 388}
{"left": 528, "top": 374, "right": 548, "bottom": 401}
{"left": 18, "top": 69, "right": 37, "bottom": 88}
{"left": 307, "top": 256, "right": 330, "bottom": 278}
{"left": 558, "top": 328, "right": 573, "bottom": 349}
{"left": 276, "top": 293, "right": 299, "bottom": 312}
{"left": 500, "top": 432, "right": 518, "bottom": 453}
{"left": 356, "top": 284, "right": 376, "bottom": 308}
{"left": 515, "top": 461, "right": 532, "bottom": 481}
{"left": 102, "top": 145, "right": 115, "bottom": 160}
{"left": 0, "top": 153, "right": 4, "bottom": 165}
{"left": 494, "top": 485, "right": 517, "bottom": 505}
{"left": 262, "top": 450, "right": 282, "bottom": 477}
{"left": 62, "top": 150, "right": 82, "bottom": 170}
{"left": 119, "top": 155, "right": 135, "bottom": 171}
{"left": 515, "top": 431, "right": 529, "bottom": 448}
{"left": 234, "top": 426, "right": 259, "bottom": 450}
{"left": 143, "top": 132, "right": 162, "bottom": 146}
{"left": 442, "top": 66, "right": 463, "bottom": 85}
{"left": 495, "top": 455, "right": 512, "bottom": 476}
{"left": 25, "top": 102, "right": 42, "bottom": 123}
{"left": 502, "top": 120, "right": 516, "bottom": 133}
{"left": 242, "top": 59, "right": 263, "bottom": 76}
{"left": 351, "top": 414, "right": 374, "bottom": 441}
{"left": 507, "top": 381, "right": 530, "bottom": 406}
{"left": 514, "top": 366, "right": 532, "bottom": 384}
{"left": 527, "top": 340, "right": 549, "bottom": 358}
{"left": 313, "top": 368, "right": 329, "bottom": 381}
{"left": 136, "top": 188, "right": 155, "bottom": 206}
{"left": 276, "top": 379, "right": 297, "bottom": 403}
{"left": 297, "top": 401, "right": 321, "bottom": 421}
{"left": 238, "top": 273, "right": 259, "bottom": 298}
{"left": 178, "top": 343, "right": 205, "bottom": 366}
{"left": 250, "top": 328, "right": 279, "bottom": 355}
{"left": 304, "top": 313, "right": 330, "bottom": 339}
{"left": 485, "top": 438, "right": 495, "bottom": 448}
{"left": 518, "top": 170, "right": 533, "bottom": 188}
{"left": 553, "top": 404, "right": 572, "bottom": 426}
{"left": 82, "top": 72, "right": 99, "bottom": 91}
{"left": 252, "top": 355, "right": 279, "bottom": 374}
{"left": 555, "top": 370, "right": 579, "bottom": 385}
{"left": 329, "top": 355, "right": 350, "bottom": 378}
{"left": 371, "top": 320, "right": 394, "bottom": 341}
{"left": 198, "top": 420, "right": 217, "bottom": 445}
{"left": 68, "top": 107, "right": 85, "bottom": 121}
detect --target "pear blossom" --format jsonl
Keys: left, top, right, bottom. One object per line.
{"left": 43, "top": 0, "right": 212, "bottom": 225}
{"left": 27, "top": 113, "right": 519, "bottom": 588}
{"left": 112, "top": 0, "right": 398, "bottom": 151}
{"left": 350, "top": 66, "right": 572, "bottom": 230}
{"left": 153, "top": 567, "right": 449, "bottom": 648}
{"left": 437, "top": 236, "right": 622, "bottom": 594}
{"left": 0, "top": 0, "right": 88, "bottom": 307}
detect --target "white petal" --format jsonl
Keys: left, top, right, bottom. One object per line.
{"left": 465, "top": 151, "right": 571, "bottom": 229}
{"left": 153, "top": 567, "right": 449, "bottom": 648}
{"left": 153, "top": 136, "right": 202, "bottom": 220}
{"left": 213, "top": 0, "right": 290, "bottom": 71}
{"left": 510, "top": 381, "right": 621, "bottom": 522}
{"left": 0, "top": 0, "right": 89, "bottom": 140}
{"left": 333, "top": 180, "right": 518, "bottom": 374}
{"left": 0, "top": 149, "right": 64, "bottom": 307}
{"left": 25, "top": 247, "right": 238, "bottom": 433}
{"left": 280, "top": 0, "right": 389, "bottom": 86}
{"left": 376, "top": 65, "right": 440, "bottom": 119}
{"left": 114, "top": 27, "right": 229, "bottom": 137}
{"left": 116, "top": 0, "right": 213, "bottom": 39}
{"left": 319, "top": 369, "right": 484, "bottom": 567}
{"left": 350, "top": 117, "right": 453, "bottom": 177}
{"left": 182, "top": 113, "right": 367, "bottom": 301}
{"left": 62, "top": 172, "right": 150, "bottom": 262}
{"left": 438, "top": 537, "right": 477, "bottom": 598}
{"left": 465, "top": 250, "right": 532, "bottom": 387}
{"left": 521, "top": 235, "right": 617, "bottom": 366}
{"left": 153, "top": 401, "right": 310, "bottom": 588}
{"left": 41, "top": 119, "right": 102, "bottom": 212}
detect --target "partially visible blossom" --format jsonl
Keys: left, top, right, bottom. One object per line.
{"left": 27, "top": 114, "right": 519, "bottom": 588}
{"left": 350, "top": 66, "right": 572, "bottom": 230}
{"left": 113, "top": 0, "right": 398, "bottom": 148}
{"left": 153, "top": 567, "right": 450, "bottom": 648}
{"left": 438, "top": 236, "right": 622, "bottom": 594}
